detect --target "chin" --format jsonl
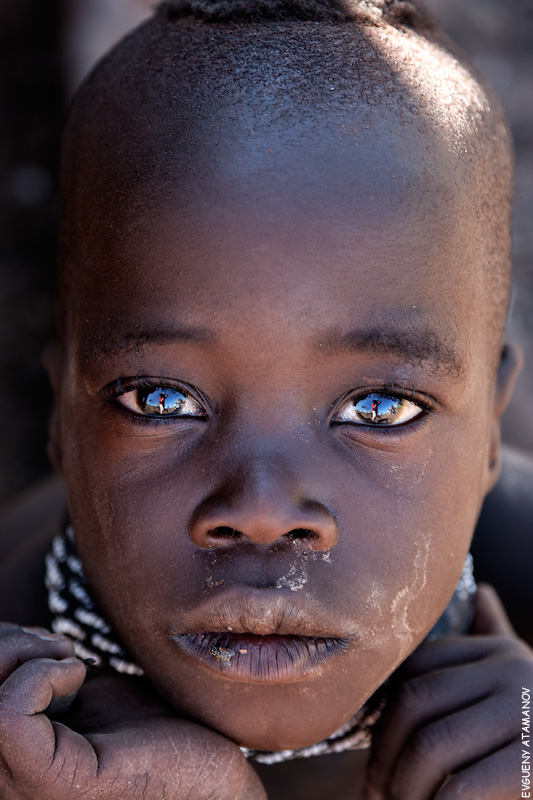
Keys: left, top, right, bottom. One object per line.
{"left": 177, "top": 689, "right": 359, "bottom": 754}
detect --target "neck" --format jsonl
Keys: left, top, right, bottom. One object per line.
{"left": 254, "top": 748, "right": 369, "bottom": 800}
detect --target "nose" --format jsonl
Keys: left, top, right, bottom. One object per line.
{"left": 189, "top": 462, "right": 338, "bottom": 552}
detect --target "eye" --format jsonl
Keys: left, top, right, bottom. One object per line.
{"left": 332, "top": 391, "right": 424, "bottom": 427}
{"left": 116, "top": 382, "right": 207, "bottom": 419}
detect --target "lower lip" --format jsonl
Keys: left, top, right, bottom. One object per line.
{"left": 171, "top": 632, "right": 351, "bottom": 683}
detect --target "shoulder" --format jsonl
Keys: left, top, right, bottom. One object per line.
{"left": 472, "top": 445, "right": 533, "bottom": 644}
{"left": 0, "top": 474, "right": 66, "bottom": 626}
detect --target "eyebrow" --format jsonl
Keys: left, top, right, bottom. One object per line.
{"left": 82, "top": 322, "right": 464, "bottom": 379}
{"left": 317, "top": 326, "right": 464, "bottom": 378}
{"left": 81, "top": 324, "right": 215, "bottom": 368}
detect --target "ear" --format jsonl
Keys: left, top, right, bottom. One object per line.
{"left": 42, "top": 339, "right": 64, "bottom": 476}
{"left": 485, "top": 342, "right": 523, "bottom": 493}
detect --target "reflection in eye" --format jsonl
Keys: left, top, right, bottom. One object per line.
{"left": 117, "top": 385, "right": 206, "bottom": 418}
{"left": 333, "top": 392, "right": 423, "bottom": 427}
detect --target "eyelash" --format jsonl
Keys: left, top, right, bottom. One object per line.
{"left": 103, "top": 377, "right": 435, "bottom": 433}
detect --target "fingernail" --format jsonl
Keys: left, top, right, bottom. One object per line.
{"left": 22, "top": 627, "right": 62, "bottom": 641}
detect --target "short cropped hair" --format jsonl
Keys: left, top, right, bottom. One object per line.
{"left": 159, "top": 0, "right": 434, "bottom": 28}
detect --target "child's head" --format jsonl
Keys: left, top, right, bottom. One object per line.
{"left": 46, "top": 0, "right": 521, "bottom": 751}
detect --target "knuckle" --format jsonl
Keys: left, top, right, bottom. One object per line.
{"left": 495, "top": 650, "right": 533, "bottom": 693}
{"left": 409, "top": 717, "right": 455, "bottom": 763}
{"left": 442, "top": 776, "right": 476, "bottom": 800}
{"left": 507, "top": 655, "right": 533, "bottom": 684}
{"left": 492, "top": 635, "right": 527, "bottom": 658}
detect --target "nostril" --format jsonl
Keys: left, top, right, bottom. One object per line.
{"left": 206, "top": 526, "right": 242, "bottom": 540}
{"left": 286, "top": 528, "right": 319, "bottom": 541}
{"left": 204, "top": 526, "right": 319, "bottom": 545}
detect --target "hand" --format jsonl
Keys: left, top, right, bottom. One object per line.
{"left": 364, "top": 584, "right": 532, "bottom": 799}
{"left": 0, "top": 623, "right": 266, "bottom": 800}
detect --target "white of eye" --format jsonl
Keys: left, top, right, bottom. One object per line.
{"left": 332, "top": 393, "right": 423, "bottom": 427}
{"left": 117, "top": 386, "right": 206, "bottom": 418}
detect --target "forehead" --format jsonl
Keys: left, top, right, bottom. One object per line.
{"left": 67, "top": 117, "right": 485, "bottom": 366}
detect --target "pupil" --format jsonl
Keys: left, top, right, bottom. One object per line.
{"left": 139, "top": 388, "right": 185, "bottom": 415}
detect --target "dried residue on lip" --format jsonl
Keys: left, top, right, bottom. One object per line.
{"left": 208, "top": 643, "right": 235, "bottom": 662}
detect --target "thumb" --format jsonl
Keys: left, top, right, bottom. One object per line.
{"left": 0, "top": 657, "right": 88, "bottom": 781}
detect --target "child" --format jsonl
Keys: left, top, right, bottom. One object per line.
{"left": 0, "top": 1, "right": 532, "bottom": 797}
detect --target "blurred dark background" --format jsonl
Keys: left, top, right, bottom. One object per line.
{"left": 0, "top": 0, "right": 531, "bottom": 507}
{"left": 0, "top": 1, "right": 63, "bottom": 504}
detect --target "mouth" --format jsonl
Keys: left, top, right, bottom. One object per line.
{"left": 168, "top": 587, "right": 354, "bottom": 683}
{"left": 172, "top": 631, "right": 351, "bottom": 683}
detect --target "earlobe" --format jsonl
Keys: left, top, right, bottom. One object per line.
{"left": 42, "top": 339, "right": 64, "bottom": 476}
{"left": 486, "top": 342, "right": 524, "bottom": 492}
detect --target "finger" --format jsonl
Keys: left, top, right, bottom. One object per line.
{"left": 88, "top": 716, "right": 267, "bottom": 800}
{"left": 400, "top": 633, "right": 526, "bottom": 678}
{"left": 436, "top": 738, "right": 522, "bottom": 800}
{"left": 0, "top": 626, "right": 75, "bottom": 682}
{"left": 366, "top": 659, "right": 499, "bottom": 794}
{"left": 0, "top": 622, "right": 61, "bottom": 637}
{"left": 366, "top": 631, "right": 532, "bottom": 797}
{"left": 389, "top": 697, "right": 516, "bottom": 800}
{"left": 471, "top": 583, "right": 516, "bottom": 636}
{"left": 0, "top": 656, "right": 87, "bottom": 777}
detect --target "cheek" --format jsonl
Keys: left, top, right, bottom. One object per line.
{"left": 327, "top": 426, "right": 485, "bottom": 657}
{"left": 382, "top": 466, "right": 481, "bottom": 639}
{"left": 59, "top": 399, "right": 191, "bottom": 607}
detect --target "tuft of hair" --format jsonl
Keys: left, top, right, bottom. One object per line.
{"left": 158, "top": 0, "right": 435, "bottom": 29}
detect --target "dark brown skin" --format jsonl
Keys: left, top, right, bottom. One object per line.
{"left": 1, "top": 451, "right": 532, "bottom": 799}
{"left": 1, "top": 15, "right": 532, "bottom": 800}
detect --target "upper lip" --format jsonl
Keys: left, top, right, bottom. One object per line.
{"left": 168, "top": 586, "right": 356, "bottom": 639}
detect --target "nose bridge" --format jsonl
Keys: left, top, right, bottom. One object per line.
{"left": 234, "top": 448, "right": 302, "bottom": 517}
{"left": 224, "top": 418, "right": 318, "bottom": 498}
{"left": 189, "top": 431, "right": 338, "bottom": 551}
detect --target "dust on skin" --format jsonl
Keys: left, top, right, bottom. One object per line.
{"left": 385, "top": 454, "right": 432, "bottom": 490}
{"left": 390, "top": 533, "right": 431, "bottom": 659}
{"left": 275, "top": 549, "right": 333, "bottom": 593}
{"left": 361, "top": 532, "right": 431, "bottom": 661}
{"left": 202, "top": 543, "right": 333, "bottom": 595}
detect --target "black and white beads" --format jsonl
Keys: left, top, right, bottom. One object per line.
{"left": 45, "top": 525, "right": 144, "bottom": 676}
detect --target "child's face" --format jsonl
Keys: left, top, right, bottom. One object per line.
{"left": 52, "top": 90, "right": 513, "bottom": 751}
